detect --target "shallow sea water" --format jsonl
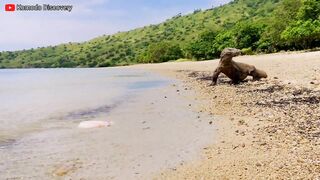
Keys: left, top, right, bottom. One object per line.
{"left": 0, "top": 67, "right": 217, "bottom": 179}
{"left": 0, "top": 68, "right": 169, "bottom": 144}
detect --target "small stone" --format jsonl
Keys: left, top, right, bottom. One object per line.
{"left": 256, "top": 163, "right": 262, "bottom": 167}
{"left": 238, "top": 120, "right": 245, "bottom": 125}
{"left": 209, "top": 121, "right": 213, "bottom": 125}
{"left": 260, "top": 142, "right": 267, "bottom": 146}
{"left": 297, "top": 159, "right": 305, "bottom": 163}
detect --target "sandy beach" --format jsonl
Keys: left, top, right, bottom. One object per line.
{"left": 130, "top": 50, "right": 320, "bottom": 179}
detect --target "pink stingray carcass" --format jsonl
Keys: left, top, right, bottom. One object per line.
{"left": 78, "top": 121, "right": 112, "bottom": 129}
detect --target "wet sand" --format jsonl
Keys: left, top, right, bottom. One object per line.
{"left": 131, "top": 51, "right": 320, "bottom": 179}
{"left": 0, "top": 78, "right": 217, "bottom": 179}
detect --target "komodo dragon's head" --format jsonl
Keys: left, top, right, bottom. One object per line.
{"left": 220, "top": 48, "right": 242, "bottom": 59}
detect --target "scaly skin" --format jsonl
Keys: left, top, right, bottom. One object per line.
{"left": 211, "top": 48, "right": 268, "bottom": 85}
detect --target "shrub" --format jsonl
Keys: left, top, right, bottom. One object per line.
{"left": 241, "top": 47, "right": 255, "bottom": 55}
{"left": 142, "top": 42, "right": 184, "bottom": 63}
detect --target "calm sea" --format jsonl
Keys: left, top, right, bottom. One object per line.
{"left": 0, "top": 68, "right": 170, "bottom": 145}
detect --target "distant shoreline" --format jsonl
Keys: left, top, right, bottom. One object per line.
{"left": 1, "top": 49, "right": 319, "bottom": 70}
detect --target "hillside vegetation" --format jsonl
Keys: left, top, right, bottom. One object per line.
{"left": 0, "top": 0, "right": 319, "bottom": 68}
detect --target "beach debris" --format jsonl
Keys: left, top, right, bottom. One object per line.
{"left": 53, "top": 164, "right": 76, "bottom": 176}
{"left": 52, "top": 159, "right": 82, "bottom": 177}
{"left": 143, "top": 127, "right": 151, "bottom": 130}
{"left": 78, "top": 121, "right": 112, "bottom": 129}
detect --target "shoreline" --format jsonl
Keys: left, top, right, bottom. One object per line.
{"left": 130, "top": 50, "right": 320, "bottom": 179}
{"left": 0, "top": 70, "right": 218, "bottom": 179}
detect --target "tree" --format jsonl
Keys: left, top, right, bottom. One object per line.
{"left": 260, "top": 0, "right": 302, "bottom": 51}
{"left": 281, "top": 20, "right": 320, "bottom": 49}
{"left": 233, "top": 22, "right": 265, "bottom": 50}
{"left": 297, "top": 0, "right": 320, "bottom": 21}
{"left": 186, "top": 30, "right": 219, "bottom": 60}
{"left": 142, "top": 42, "right": 183, "bottom": 63}
{"left": 213, "top": 31, "right": 236, "bottom": 53}
{"left": 280, "top": 0, "right": 320, "bottom": 49}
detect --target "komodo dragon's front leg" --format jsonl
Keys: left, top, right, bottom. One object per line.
{"left": 211, "top": 66, "right": 222, "bottom": 86}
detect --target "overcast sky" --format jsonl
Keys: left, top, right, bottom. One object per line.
{"left": 0, "top": 0, "right": 231, "bottom": 51}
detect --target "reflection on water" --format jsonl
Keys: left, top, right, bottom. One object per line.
{"left": 64, "top": 104, "right": 115, "bottom": 120}
{"left": 0, "top": 68, "right": 170, "bottom": 145}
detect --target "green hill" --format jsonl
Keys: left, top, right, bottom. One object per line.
{"left": 0, "top": 0, "right": 319, "bottom": 68}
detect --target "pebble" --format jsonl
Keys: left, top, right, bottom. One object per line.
{"left": 260, "top": 142, "right": 267, "bottom": 146}
{"left": 256, "top": 163, "right": 262, "bottom": 167}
